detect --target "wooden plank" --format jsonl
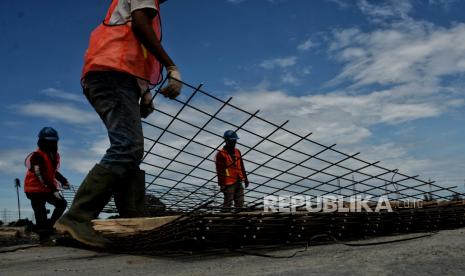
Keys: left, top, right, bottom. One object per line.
{"left": 92, "top": 216, "right": 180, "bottom": 237}
{"left": 0, "top": 231, "right": 21, "bottom": 240}
{"left": 0, "top": 227, "right": 24, "bottom": 238}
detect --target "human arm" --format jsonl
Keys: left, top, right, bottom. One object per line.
{"left": 215, "top": 152, "right": 227, "bottom": 190}
{"left": 55, "top": 171, "right": 70, "bottom": 189}
{"left": 239, "top": 152, "right": 249, "bottom": 188}
{"left": 132, "top": 8, "right": 175, "bottom": 68}
{"left": 131, "top": 8, "right": 181, "bottom": 99}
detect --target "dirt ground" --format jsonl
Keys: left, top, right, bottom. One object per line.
{"left": 1, "top": 228, "right": 465, "bottom": 276}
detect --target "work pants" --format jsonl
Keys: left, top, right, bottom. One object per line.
{"left": 223, "top": 182, "right": 244, "bottom": 209}
{"left": 26, "top": 192, "right": 67, "bottom": 240}
{"left": 83, "top": 71, "right": 143, "bottom": 176}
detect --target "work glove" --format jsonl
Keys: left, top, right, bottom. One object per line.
{"left": 220, "top": 185, "right": 226, "bottom": 192}
{"left": 140, "top": 90, "right": 155, "bottom": 118}
{"left": 244, "top": 180, "right": 249, "bottom": 188}
{"left": 160, "top": 66, "right": 182, "bottom": 99}
{"left": 53, "top": 191, "right": 63, "bottom": 200}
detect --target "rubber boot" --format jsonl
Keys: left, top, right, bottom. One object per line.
{"left": 114, "top": 169, "right": 146, "bottom": 218}
{"left": 54, "top": 164, "right": 117, "bottom": 248}
{"left": 37, "top": 228, "right": 52, "bottom": 245}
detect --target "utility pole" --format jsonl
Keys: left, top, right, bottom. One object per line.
{"left": 14, "top": 178, "right": 21, "bottom": 220}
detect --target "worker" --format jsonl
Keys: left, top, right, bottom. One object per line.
{"left": 215, "top": 130, "right": 249, "bottom": 210}
{"left": 24, "top": 127, "right": 70, "bottom": 244}
{"left": 55, "top": 0, "right": 182, "bottom": 248}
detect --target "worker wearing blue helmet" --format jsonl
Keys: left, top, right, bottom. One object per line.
{"left": 24, "top": 127, "right": 71, "bottom": 244}
{"left": 215, "top": 130, "right": 249, "bottom": 210}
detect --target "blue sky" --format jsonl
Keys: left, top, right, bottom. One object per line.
{"left": 1, "top": 0, "right": 465, "bottom": 220}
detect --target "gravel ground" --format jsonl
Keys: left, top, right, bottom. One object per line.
{"left": 1, "top": 228, "right": 465, "bottom": 276}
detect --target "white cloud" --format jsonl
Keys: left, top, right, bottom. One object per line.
{"left": 0, "top": 149, "right": 30, "bottom": 175}
{"left": 227, "top": 82, "right": 463, "bottom": 146}
{"left": 297, "top": 38, "right": 315, "bottom": 51}
{"left": 223, "top": 78, "right": 239, "bottom": 89}
{"left": 380, "top": 103, "right": 440, "bottom": 124}
{"left": 357, "top": 0, "right": 413, "bottom": 22}
{"left": 65, "top": 158, "right": 96, "bottom": 174}
{"left": 17, "top": 102, "right": 99, "bottom": 125}
{"left": 60, "top": 139, "right": 107, "bottom": 175}
{"left": 447, "top": 99, "right": 465, "bottom": 107}
{"left": 260, "top": 56, "right": 297, "bottom": 69}
{"left": 90, "top": 136, "right": 110, "bottom": 156}
{"left": 329, "top": 23, "right": 465, "bottom": 88}
{"left": 302, "top": 67, "right": 312, "bottom": 75}
{"left": 281, "top": 72, "right": 300, "bottom": 85}
{"left": 428, "top": 0, "right": 459, "bottom": 10}
{"left": 356, "top": 142, "right": 434, "bottom": 176}
{"left": 41, "top": 88, "right": 86, "bottom": 103}
{"left": 327, "top": 0, "right": 349, "bottom": 9}
{"left": 230, "top": 89, "right": 372, "bottom": 145}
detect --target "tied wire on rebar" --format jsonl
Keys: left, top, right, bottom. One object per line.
{"left": 62, "top": 77, "right": 464, "bottom": 214}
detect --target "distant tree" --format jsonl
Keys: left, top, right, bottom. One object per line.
{"left": 0, "top": 220, "right": 3, "bottom": 226}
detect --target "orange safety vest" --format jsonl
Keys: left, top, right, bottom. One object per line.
{"left": 24, "top": 149, "right": 60, "bottom": 193}
{"left": 81, "top": 0, "right": 163, "bottom": 85}
{"left": 215, "top": 148, "right": 245, "bottom": 186}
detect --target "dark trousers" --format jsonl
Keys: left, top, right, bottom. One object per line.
{"left": 83, "top": 71, "right": 143, "bottom": 176}
{"left": 26, "top": 192, "right": 67, "bottom": 239}
{"left": 223, "top": 182, "right": 244, "bottom": 208}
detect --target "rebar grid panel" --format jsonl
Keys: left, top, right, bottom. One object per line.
{"left": 108, "top": 202, "right": 465, "bottom": 254}
{"left": 138, "top": 79, "right": 462, "bottom": 213}
{"left": 63, "top": 78, "right": 464, "bottom": 213}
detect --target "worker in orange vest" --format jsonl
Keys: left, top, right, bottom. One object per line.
{"left": 215, "top": 130, "right": 249, "bottom": 209}
{"left": 55, "top": 0, "right": 181, "bottom": 248}
{"left": 24, "top": 127, "right": 70, "bottom": 244}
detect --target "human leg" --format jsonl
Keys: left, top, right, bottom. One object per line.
{"left": 114, "top": 169, "right": 146, "bottom": 217}
{"left": 223, "top": 185, "right": 235, "bottom": 209}
{"left": 233, "top": 182, "right": 245, "bottom": 208}
{"left": 26, "top": 193, "right": 49, "bottom": 242}
{"left": 86, "top": 71, "right": 146, "bottom": 216}
{"left": 55, "top": 164, "right": 118, "bottom": 248}
{"left": 45, "top": 192, "right": 67, "bottom": 226}
{"left": 56, "top": 72, "right": 143, "bottom": 247}
{"left": 84, "top": 71, "right": 144, "bottom": 176}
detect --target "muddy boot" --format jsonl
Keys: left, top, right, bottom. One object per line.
{"left": 114, "top": 169, "right": 146, "bottom": 218}
{"left": 54, "top": 164, "right": 117, "bottom": 248}
{"left": 37, "top": 228, "right": 52, "bottom": 245}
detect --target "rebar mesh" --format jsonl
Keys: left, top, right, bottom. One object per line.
{"left": 62, "top": 79, "right": 463, "bottom": 214}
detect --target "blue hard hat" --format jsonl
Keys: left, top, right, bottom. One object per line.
{"left": 223, "top": 130, "right": 239, "bottom": 141}
{"left": 38, "top": 127, "right": 59, "bottom": 141}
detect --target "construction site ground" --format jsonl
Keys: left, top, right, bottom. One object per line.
{"left": 1, "top": 228, "right": 465, "bottom": 275}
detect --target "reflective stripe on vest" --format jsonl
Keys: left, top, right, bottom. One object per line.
{"left": 24, "top": 150, "right": 60, "bottom": 193}
{"left": 218, "top": 148, "right": 244, "bottom": 186}
{"left": 82, "top": 0, "right": 163, "bottom": 85}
